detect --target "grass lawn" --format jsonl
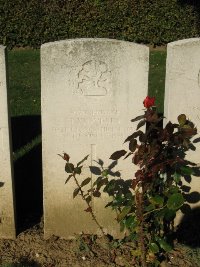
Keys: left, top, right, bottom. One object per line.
{"left": 7, "top": 49, "right": 41, "bottom": 117}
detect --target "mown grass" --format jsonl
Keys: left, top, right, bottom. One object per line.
{"left": 148, "top": 50, "right": 167, "bottom": 113}
{"left": 7, "top": 49, "right": 41, "bottom": 117}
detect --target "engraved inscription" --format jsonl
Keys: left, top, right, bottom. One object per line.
{"left": 53, "top": 126, "right": 135, "bottom": 140}
{"left": 52, "top": 109, "right": 134, "bottom": 140}
{"left": 76, "top": 60, "right": 111, "bottom": 96}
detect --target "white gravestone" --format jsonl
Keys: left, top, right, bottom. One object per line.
{"left": 165, "top": 38, "right": 200, "bottom": 217}
{"left": 0, "top": 46, "right": 16, "bottom": 239}
{"left": 41, "top": 39, "right": 149, "bottom": 239}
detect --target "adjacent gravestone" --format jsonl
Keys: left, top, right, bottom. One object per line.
{"left": 165, "top": 38, "right": 200, "bottom": 219}
{"left": 0, "top": 46, "right": 16, "bottom": 239}
{"left": 41, "top": 39, "right": 149, "bottom": 239}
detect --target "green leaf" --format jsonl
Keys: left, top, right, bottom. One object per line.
{"left": 167, "top": 193, "right": 184, "bottom": 210}
{"left": 120, "top": 220, "right": 125, "bottom": 232}
{"left": 81, "top": 177, "right": 91, "bottom": 187}
{"left": 149, "top": 242, "right": 159, "bottom": 253}
{"left": 117, "top": 206, "right": 132, "bottom": 221}
{"left": 158, "top": 239, "right": 172, "bottom": 252}
{"left": 180, "top": 166, "right": 194, "bottom": 175}
{"left": 102, "top": 170, "right": 108, "bottom": 177}
{"left": 89, "top": 166, "right": 101, "bottom": 175}
{"left": 131, "top": 115, "right": 144, "bottom": 122}
{"left": 65, "top": 174, "right": 73, "bottom": 184}
{"left": 77, "top": 155, "right": 89, "bottom": 167}
{"left": 174, "top": 172, "right": 181, "bottom": 183}
{"left": 65, "top": 163, "right": 74, "bottom": 173}
{"left": 145, "top": 203, "right": 155, "bottom": 212}
{"left": 150, "top": 195, "right": 164, "bottom": 207}
{"left": 74, "top": 166, "right": 82, "bottom": 175}
{"left": 178, "top": 114, "right": 186, "bottom": 126}
{"left": 73, "top": 187, "right": 80, "bottom": 198}
{"left": 168, "top": 185, "right": 179, "bottom": 194}
{"left": 164, "top": 209, "right": 176, "bottom": 221}
{"left": 110, "top": 150, "right": 127, "bottom": 160}
{"left": 129, "top": 139, "right": 137, "bottom": 152}
{"left": 125, "top": 216, "right": 137, "bottom": 230}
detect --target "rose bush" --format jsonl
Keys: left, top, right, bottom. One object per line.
{"left": 61, "top": 96, "right": 199, "bottom": 266}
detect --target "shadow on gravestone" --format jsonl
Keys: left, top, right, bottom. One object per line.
{"left": 11, "top": 115, "right": 41, "bottom": 151}
{"left": 177, "top": 207, "right": 200, "bottom": 247}
{"left": 10, "top": 115, "right": 43, "bottom": 234}
{"left": 176, "top": 165, "right": 200, "bottom": 247}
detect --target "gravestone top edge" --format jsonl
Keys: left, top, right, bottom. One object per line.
{"left": 41, "top": 38, "right": 149, "bottom": 51}
{"left": 167, "top": 38, "right": 200, "bottom": 48}
{"left": 0, "top": 45, "right": 6, "bottom": 50}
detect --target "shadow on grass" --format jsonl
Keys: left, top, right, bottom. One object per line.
{"left": 11, "top": 115, "right": 43, "bottom": 234}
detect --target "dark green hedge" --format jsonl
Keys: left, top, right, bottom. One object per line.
{"left": 0, "top": 0, "right": 199, "bottom": 48}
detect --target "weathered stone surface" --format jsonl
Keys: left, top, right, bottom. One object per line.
{"left": 0, "top": 46, "right": 16, "bottom": 239}
{"left": 165, "top": 38, "right": 200, "bottom": 221}
{"left": 41, "top": 38, "right": 149, "bottom": 238}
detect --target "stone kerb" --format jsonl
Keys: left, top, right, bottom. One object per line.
{"left": 0, "top": 46, "right": 16, "bottom": 239}
{"left": 41, "top": 38, "right": 149, "bottom": 239}
{"left": 164, "top": 38, "right": 200, "bottom": 220}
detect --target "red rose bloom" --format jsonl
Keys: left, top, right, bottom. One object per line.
{"left": 143, "top": 96, "right": 155, "bottom": 108}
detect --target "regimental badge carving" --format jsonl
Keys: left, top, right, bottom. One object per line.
{"left": 76, "top": 60, "right": 111, "bottom": 96}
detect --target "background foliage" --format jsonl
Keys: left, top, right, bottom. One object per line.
{"left": 0, "top": 0, "right": 199, "bottom": 48}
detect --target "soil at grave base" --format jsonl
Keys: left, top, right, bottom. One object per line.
{"left": 0, "top": 222, "right": 198, "bottom": 267}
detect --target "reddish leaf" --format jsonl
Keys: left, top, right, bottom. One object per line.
{"left": 132, "top": 154, "right": 140, "bottom": 165}
{"left": 124, "top": 130, "right": 143, "bottom": 143}
{"left": 93, "top": 190, "right": 101, "bottom": 197}
{"left": 84, "top": 207, "right": 92, "bottom": 212}
{"left": 132, "top": 179, "right": 138, "bottom": 190}
{"left": 165, "top": 122, "right": 174, "bottom": 134}
{"left": 131, "top": 115, "right": 144, "bottom": 122}
{"left": 85, "top": 196, "right": 92, "bottom": 204}
{"left": 181, "top": 127, "right": 197, "bottom": 137}
{"left": 124, "top": 152, "right": 133, "bottom": 160}
{"left": 129, "top": 139, "right": 137, "bottom": 152}
{"left": 110, "top": 150, "right": 127, "bottom": 160}
{"left": 137, "top": 119, "right": 146, "bottom": 130}
{"left": 139, "top": 132, "right": 147, "bottom": 142}
{"left": 58, "top": 153, "right": 70, "bottom": 162}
